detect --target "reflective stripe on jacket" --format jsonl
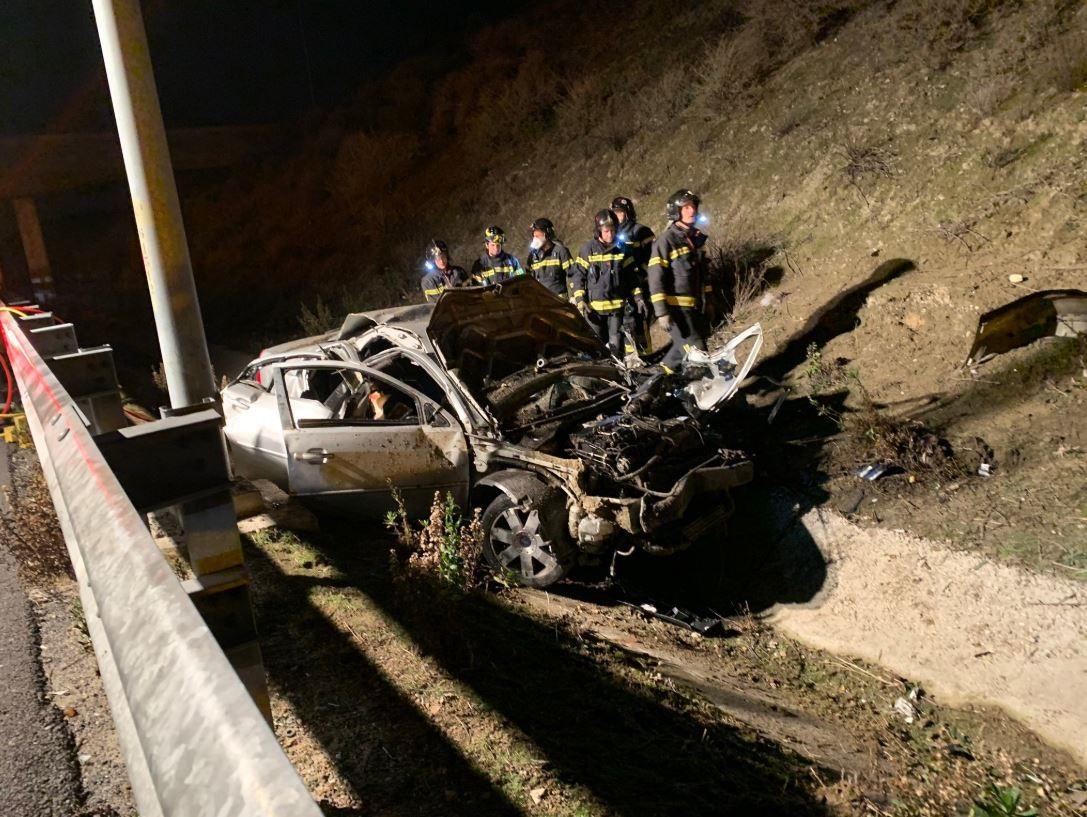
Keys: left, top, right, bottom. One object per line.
{"left": 470, "top": 252, "right": 524, "bottom": 284}
{"left": 527, "top": 241, "right": 574, "bottom": 297}
{"left": 420, "top": 266, "right": 469, "bottom": 301}
{"left": 573, "top": 239, "right": 639, "bottom": 314}
{"left": 648, "top": 222, "right": 710, "bottom": 317}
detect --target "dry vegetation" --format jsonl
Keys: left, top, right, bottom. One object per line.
{"left": 183, "top": 0, "right": 1085, "bottom": 349}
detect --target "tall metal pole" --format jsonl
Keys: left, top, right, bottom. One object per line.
{"left": 91, "top": 0, "right": 215, "bottom": 408}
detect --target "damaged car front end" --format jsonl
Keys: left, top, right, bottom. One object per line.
{"left": 426, "top": 277, "right": 761, "bottom": 584}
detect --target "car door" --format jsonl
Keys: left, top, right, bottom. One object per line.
{"left": 223, "top": 353, "right": 324, "bottom": 485}
{"left": 274, "top": 361, "right": 469, "bottom": 518}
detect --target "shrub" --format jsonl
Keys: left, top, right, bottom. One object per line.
{"left": 803, "top": 345, "right": 963, "bottom": 479}
{"left": 705, "top": 236, "right": 780, "bottom": 322}
{"left": 836, "top": 137, "right": 896, "bottom": 205}
{"left": 298, "top": 294, "right": 337, "bottom": 337}
{"left": 328, "top": 131, "right": 421, "bottom": 215}
{"left": 1042, "top": 18, "right": 1087, "bottom": 92}
{"left": 386, "top": 490, "right": 485, "bottom": 594}
{"left": 898, "top": 0, "right": 1020, "bottom": 70}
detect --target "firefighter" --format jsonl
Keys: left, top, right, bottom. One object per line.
{"left": 470, "top": 225, "right": 524, "bottom": 284}
{"left": 419, "top": 239, "right": 468, "bottom": 302}
{"left": 611, "top": 196, "right": 655, "bottom": 355}
{"left": 649, "top": 189, "right": 713, "bottom": 373}
{"left": 525, "top": 217, "right": 574, "bottom": 299}
{"left": 573, "top": 210, "right": 646, "bottom": 354}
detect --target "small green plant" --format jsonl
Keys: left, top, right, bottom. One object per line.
{"left": 386, "top": 489, "right": 485, "bottom": 593}
{"left": 968, "top": 785, "right": 1038, "bottom": 817}
{"left": 68, "top": 596, "right": 92, "bottom": 652}
{"left": 802, "top": 343, "right": 849, "bottom": 423}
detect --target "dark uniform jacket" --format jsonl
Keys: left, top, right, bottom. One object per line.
{"left": 618, "top": 221, "right": 655, "bottom": 270}
{"left": 470, "top": 251, "right": 524, "bottom": 285}
{"left": 420, "top": 266, "right": 469, "bottom": 302}
{"left": 618, "top": 221, "right": 655, "bottom": 304}
{"left": 573, "top": 239, "right": 641, "bottom": 314}
{"left": 526, "top": 241, "right": 574, "bottom": 298}
{"left": 648, "top": 222, "right": 711, "bottom": 318}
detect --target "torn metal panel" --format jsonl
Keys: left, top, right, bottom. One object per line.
{"left": 683, "top": 322, "right": 764, "bottom": 410}
{"left": 966, "top": 289, "right": 1087, "bottom": 366}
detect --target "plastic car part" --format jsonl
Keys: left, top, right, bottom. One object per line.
{"left": 965, "top": 289, "right": 1087, "bottom": 366}
{"left": 682, "top": 323, "right": 764, "bottom": 411}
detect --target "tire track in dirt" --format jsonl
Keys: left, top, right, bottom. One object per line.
{"left": 769, "top": 508, "right": 1087, "bottom": 767}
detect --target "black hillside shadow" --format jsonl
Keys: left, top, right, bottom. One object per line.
{"left": 245, "top": 544, "right": 522, "bottom": 817}
{"left": 754, "top": 258, "right": 916, "bottom": 388}
{"left": 307, "top": 522, "right": 835, "bottom": 817}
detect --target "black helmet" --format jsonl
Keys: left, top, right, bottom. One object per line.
{"left": 530, "top": 217, "right": 556, "bottom": 241}
{"left": 611, "top": 196, "right": 637, "bottom": 224}
{"left": 594, "top": 209, "right": 619, "bottom": 238}
{"left": 483, "top": 225, "right": 505, "bottom": 245}
{"left": 666, "top": 189, "right": 701, "bottom": 222}
{"left": 425, "top": 239, "right": 449, "bottom": 262}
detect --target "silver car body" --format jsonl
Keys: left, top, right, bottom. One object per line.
{"left": 222, "top": 278, "right": 762, "bottom": 548}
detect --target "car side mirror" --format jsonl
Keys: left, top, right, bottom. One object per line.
{"left": 423, "top": 403, "right": 448, "bottom": 427}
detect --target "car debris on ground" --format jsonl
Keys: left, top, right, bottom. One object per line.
{"left": 965, "top": 289, "right": 1087, "bottom": 366}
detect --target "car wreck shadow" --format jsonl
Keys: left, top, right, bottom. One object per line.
{"left": 753, "top": 258, "right": 916, "bottom": 389}
{"left": 306, "top": 520, "right": 836, "bottom": 817}
{"left": 606, "top": 390, "right": 847, "bottom": 617}
{"left": 243, "top": 544, "right": 523, "bottom": 817}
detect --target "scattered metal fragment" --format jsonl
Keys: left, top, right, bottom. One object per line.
{"left": 767, "top": 390, "right": 788, "bottom": 425}
{"left": 855, "top": 462, "right": 903, "bottom": 481}
{"left": 965, "top": 289, "right": 1087, "bottom": 366}
{"left": 618, "top": 596, "right": 724, "bottom": 635}
{"left": 893, "top": 696, "right": 917, "bottom": 724}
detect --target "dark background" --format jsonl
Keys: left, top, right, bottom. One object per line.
{"left": 0, "top": 0, "right": 524, "bottom": 135}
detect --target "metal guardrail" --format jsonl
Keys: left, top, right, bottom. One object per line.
{"left": 1, "top": 306, "right": 321, "bottom": 817}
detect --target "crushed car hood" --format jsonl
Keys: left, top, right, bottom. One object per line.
{"left": 428, "top": 277, "right": 607, "bottom": 384}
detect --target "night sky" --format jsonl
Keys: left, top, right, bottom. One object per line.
{"left": 0, "top": 0, "right": 524, "bottom": 135}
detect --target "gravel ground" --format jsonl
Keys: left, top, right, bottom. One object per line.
{"left": 0, "top": 537, "right": 83, "bottom": 816}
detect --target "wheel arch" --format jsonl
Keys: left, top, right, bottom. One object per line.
{"left": 471, "top": 468, "right": 552, "bottom": 514}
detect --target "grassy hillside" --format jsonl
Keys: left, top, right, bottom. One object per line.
{"left": 184, "top": 0, "right": 1087, "bottom": 573}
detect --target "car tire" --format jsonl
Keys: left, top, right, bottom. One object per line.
{"left": 481, "top": 493, "right": 573, "bottom": 588}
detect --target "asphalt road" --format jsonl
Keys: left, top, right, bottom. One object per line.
{"left": 0, "top": 535, "right": 83, "bottom": 816}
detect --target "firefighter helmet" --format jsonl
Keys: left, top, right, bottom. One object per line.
{"left": 665, "top": 189, "right": 701, "bottom": 222}
{"left": 529, "top": 217, "right": 556, "bottom": 241}
{"left": 425, "top": 239, "right": 449, "bottom": 262}
{"left": 594, "top": 209, "right": 619, "bottom": 238}
{"left": 611, "top": 196, "right": 637, "bottom": 224}
{"left": 483, "top": 225, "right": 505, "bottom": 245}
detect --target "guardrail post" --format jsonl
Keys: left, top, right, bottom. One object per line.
{"left": 13, "top": 313, "right": 125, "bottom": 434}
{"left": 95, "top": 406, "right": 272, "bottom": 720}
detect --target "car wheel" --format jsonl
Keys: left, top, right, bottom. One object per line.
{"left": 481, "top": 493, "right": 572, "bottom": 588}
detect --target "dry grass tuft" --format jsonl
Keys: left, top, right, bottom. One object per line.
{"left": 898, "top": 0, "right": 1019, "bottom": 70}
{"left": 386, "top": 490, "right": 486, "bottom": 594}
{"left": 836, "top": 138, "right": 896, "bottom": 204}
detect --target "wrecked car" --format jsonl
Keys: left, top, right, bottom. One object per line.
{"left": 221, "top": 277, "right": 762, "bottom": 587}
